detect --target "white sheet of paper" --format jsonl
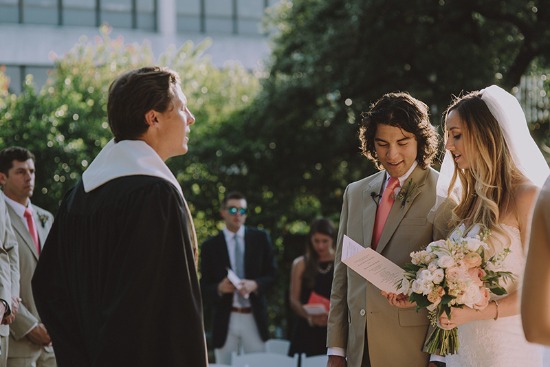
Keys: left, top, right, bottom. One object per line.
{"left": 303, "top": 304, "right": 328, "bottom": 315}
{"left": 227, "top": 267, "right": 241, "bottom": 287}
{"left": 226, "top": 268, "right": 249, "bottom": 299}
{"left": 341, "top": 235, "right": 404, "bottom": 293}
{"left": 341, "top": 234, "right": 365, "bottom": 261}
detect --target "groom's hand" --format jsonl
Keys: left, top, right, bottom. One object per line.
{"left": 327, "top": 355, "right": 346, "bottom": 367}
{"left": 381, "top": 291, "right": 415, "bottom": 308}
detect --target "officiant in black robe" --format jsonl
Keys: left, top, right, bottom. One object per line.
{"left": 32, "top": 66, "right": 208, "bottom": 367}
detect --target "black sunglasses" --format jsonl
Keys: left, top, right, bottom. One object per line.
{"left": 227, "top": 206, "right": 247, "bottom": 215}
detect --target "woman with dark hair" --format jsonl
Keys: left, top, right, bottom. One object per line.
{"left": 288, "top": 218, "right": 336, "bottom": 357}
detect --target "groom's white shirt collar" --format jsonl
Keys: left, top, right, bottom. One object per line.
{"left": 82, "top": 139, "right": 183, "bottom": 198}
{"left": 3, "top": 194, "right": 32, "bottom": 220}
{"left": 383, "top": 160, "right": 418, "bottom": 189}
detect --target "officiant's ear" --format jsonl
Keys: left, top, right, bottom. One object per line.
{"left": 144, "top": 110, "right": 159, "bottom": 127}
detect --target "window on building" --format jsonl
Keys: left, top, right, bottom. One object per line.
{"left": 23, "top": 0, "right": 58, "bottom": 25}
{"left": 0, "top": 0, "right": 157, "bottom": 31}
{"left": 237, "top": 0, "right": 264, "bottom": 35}
{"left": 3, "top": 65, "right": 51, "bottom": 95}
{"left": 63, "top": 0, "right": 96, "bottom": 27}
{"left": 101, "top": 0, "right": 132, "bottom": 29}
{"left": 176, "top": 0, "right": 202, "bottom": 33}
{"left": 175, "top": 0, "right": 276, "bottom": 35}
{"left": 204, "top": 0, "right": 233, "bottom": 34}
{"left": 0, "top": 0, "right": 19, "bottom": 24}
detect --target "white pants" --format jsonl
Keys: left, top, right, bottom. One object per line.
{"left": 214, "top": 312, "right": 265, "bottom": 364}
{"left": 7, "top": 351, "right": 57, "bottom": 367}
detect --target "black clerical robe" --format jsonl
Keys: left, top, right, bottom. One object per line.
{"left": 32, "top": 176, "right": 207, "bottom": 367}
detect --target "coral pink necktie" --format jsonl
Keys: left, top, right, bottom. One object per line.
{"left": 372, "top": 177, "right": 400, "bottom": 250}
{"left": 24, "top": 208, "right": 40, "bottom": 255}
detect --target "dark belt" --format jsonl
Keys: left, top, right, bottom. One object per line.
{"left": 231, "top": 307, "right": 252, "bottom": 314}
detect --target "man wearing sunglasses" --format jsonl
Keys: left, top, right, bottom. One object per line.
{"left": 200, "top": 191, "right": 277, "bottom": 365}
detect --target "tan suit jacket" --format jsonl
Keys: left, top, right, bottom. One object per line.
{"left": 0, "top": 194, "right": 19, "bottom": 339}
{"left": 0, "top": 193, "right": 19, "bottom": 367}
{"left": 327, "top": 165, "right": 453, "bottom": 367}
{"left": 6, "top": 203, "right": 55, "bottom": 362}
{"left": 0, "top": 196, "right": 14, "bottom": 312}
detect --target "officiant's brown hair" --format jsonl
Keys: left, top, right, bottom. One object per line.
{"left": 107, "top": 66, "right": 181, "bottom": 142}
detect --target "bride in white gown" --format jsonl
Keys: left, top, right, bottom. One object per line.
{"left": 435, "top": 85, "right": 549, "bottom": 367}
{"left": 443, "top": 223, "right": 541, "bottom": 366}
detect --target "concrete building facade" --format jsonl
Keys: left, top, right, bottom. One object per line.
{"left": 0, "top": 0, "right": 278, "bottom": 93}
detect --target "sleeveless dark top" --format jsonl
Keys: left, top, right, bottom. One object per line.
{"left": 288, "top": 260, "right": 334, "bottom": 357}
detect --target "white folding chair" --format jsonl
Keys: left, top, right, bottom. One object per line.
{"left": 265, "top": 338, "right": 291, "bottom": 355}
{"left": 301, "top": 354, "right": 328, "bottom": 367}
{"left": 231, "top": 351, "right": 298, "bottom": 367}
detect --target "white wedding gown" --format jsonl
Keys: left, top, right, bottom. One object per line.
{"left": 446, "top": 224, "right": 543, "bottom": 367}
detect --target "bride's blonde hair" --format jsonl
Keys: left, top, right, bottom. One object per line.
{"left": 444, "top": 91, "right": 525, "bottom": 248}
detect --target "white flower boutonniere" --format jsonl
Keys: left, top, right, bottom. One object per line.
{"left": 37, "top": 213, "right": 49, "bottom": 228}
{"left": 394, "top": 178, "right": 418, "bottom": 208}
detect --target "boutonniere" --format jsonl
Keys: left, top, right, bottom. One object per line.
{"left": 37, "top": 213, "right": 49, "bottom": 228}
{"left": 393, "top": 178, "right": 418, "bottom": 208}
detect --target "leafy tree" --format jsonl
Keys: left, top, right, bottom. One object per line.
{"left": 188, "top": 0, "right": 550, "bottom": 235}
{"left": 184, "top": 0, "right": 550, "bottom": 336}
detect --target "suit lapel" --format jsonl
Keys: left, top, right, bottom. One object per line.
{"left": 218, "top": 233, "right": 231, "bottom": 270}
{"left": 363, "top": 172, "right": 385, "bottom": 248}
{"left": 32, "top": 205, "right": 48, "bottom": 251}
{"left": 6, "top": 205, "right": 39, "bottom": 260}
{"left": 376, "top": 166, "right": 429, "bottom": 253}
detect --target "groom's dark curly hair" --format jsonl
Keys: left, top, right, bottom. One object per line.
{"left": 359, "top": 91, "right": 439, "bottom": 170}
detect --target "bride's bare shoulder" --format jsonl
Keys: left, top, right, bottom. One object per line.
{"left": 500, "top": 181, "right": 538, "bottom": 225}
{"left": 514, "top": 180, "right": 539, "bottom": 209}
{"left": 512, "top": 181, "right": 539, "bottom": 234}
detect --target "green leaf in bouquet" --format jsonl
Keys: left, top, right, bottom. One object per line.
{"left": 443, "top": 305, "right": 453, "bottom": 319}
{"left": 441, "top": 294, "right": 454, "bottom": 305}
{"left": 403, "top": 263, "right": 422, "bottom": 272}
{"left": 483, "top": 270, "right": 502, "bottom": 282}
{"left": 489, "top": 286, "right": 507, "bottom": 296}
{"left": 410, "top": 293, "right": 430, "bottom": 309}
{"left": 497, "top": 271, "right": 515, "bottom": 283}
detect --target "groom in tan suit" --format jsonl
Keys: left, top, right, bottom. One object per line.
{"left": 0, "top": 147, "right": 56, "bottom": 367}
{"left": 326, "top": 92, "right": 452, "bottom": 367}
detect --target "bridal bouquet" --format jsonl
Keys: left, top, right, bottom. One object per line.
{"left": 398, "top": 226, "right": 514, "bottom": 355}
